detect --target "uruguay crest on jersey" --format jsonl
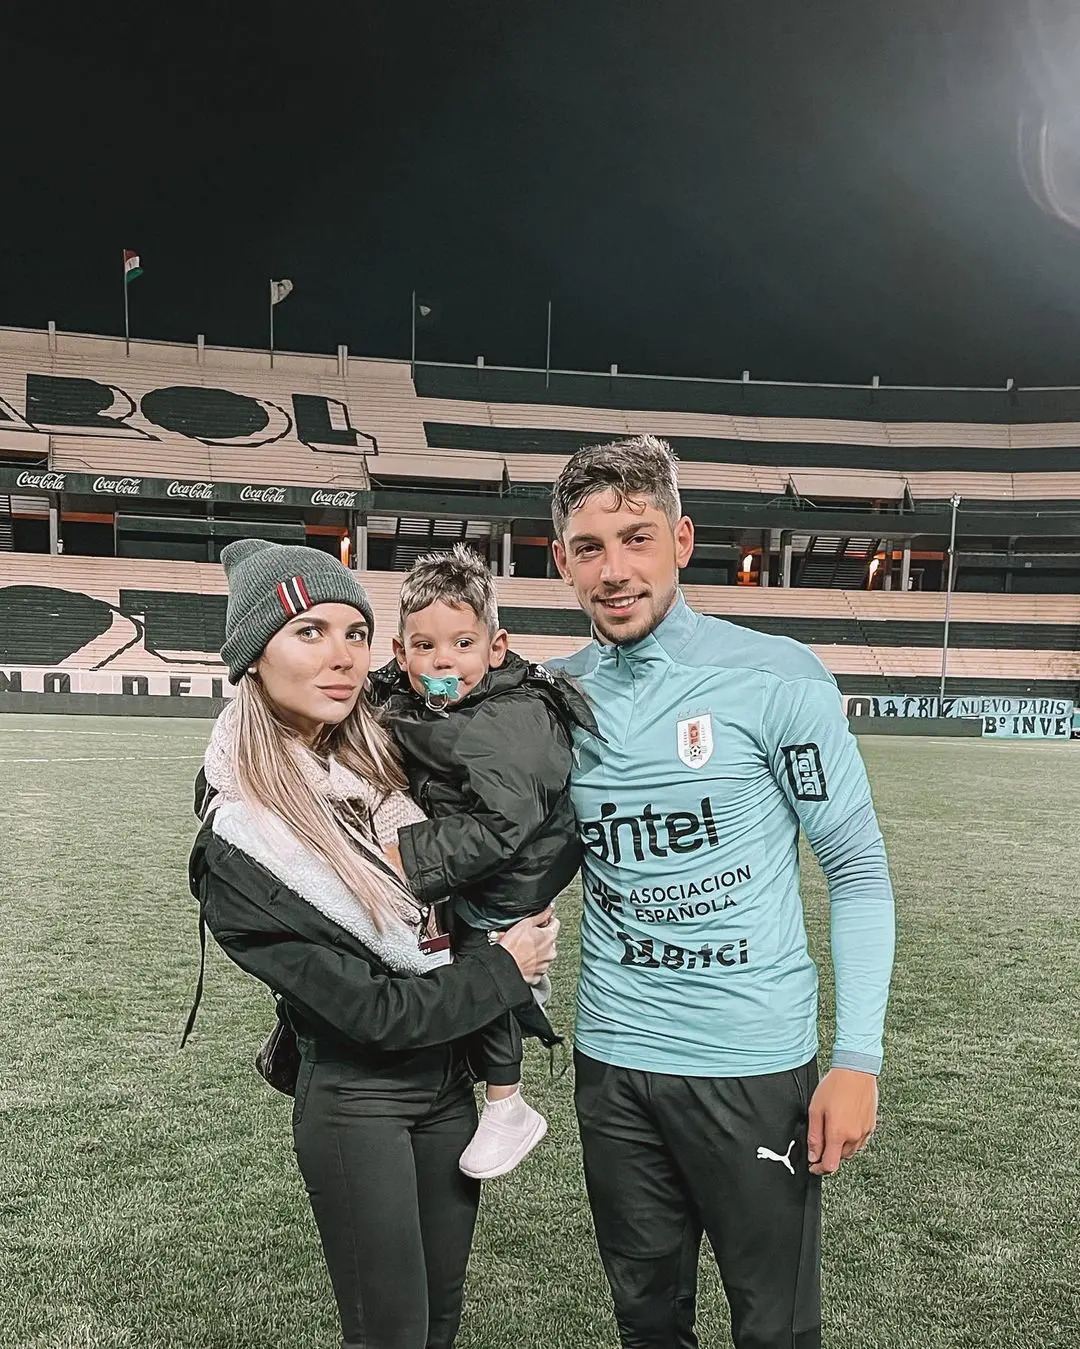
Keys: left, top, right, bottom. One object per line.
{"left": 676, "top": 713, "right": 714, "bottom": 768}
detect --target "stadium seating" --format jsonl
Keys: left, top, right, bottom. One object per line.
{"left": 6, "top": 327, "right": 1080, "bottom": 506}
{"left": 419, "top": 418, "right": 1080, "bottom": 501}
{"left": 2, "top": 555, "right": 1077, "bottom": 698}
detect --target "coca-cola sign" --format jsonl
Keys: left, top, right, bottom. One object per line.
{"left": 167, "top": 480, "right": 214, "bottom": 500}
{"left": 92, "top": 475, "right": 142, "bottom": 495}
{"left": 310, "top": 489, "right": 358, "bottom": 508}
{"left": 0, "top": 466, "right": 373, "bottom": 508}
{"left": 15, "top": 470, "right": 66, "bottom": 491}
{"left": 239, "top": 484, "right": 287, "bottom": 504}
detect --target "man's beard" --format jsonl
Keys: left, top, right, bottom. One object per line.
{"left": 589, "top": 582, "right": 678, "bottom": 645}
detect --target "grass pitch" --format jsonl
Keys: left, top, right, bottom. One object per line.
{"left": 0, "top": 716, "right": 1077, "bottom": 1349}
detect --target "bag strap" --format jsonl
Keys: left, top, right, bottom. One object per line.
{"left": 179, "top": 910, "right": 207, "bottom": 1048}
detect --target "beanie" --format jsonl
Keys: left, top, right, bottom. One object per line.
{"left": 219, "top": 539, "right": 375, "bottom": 682}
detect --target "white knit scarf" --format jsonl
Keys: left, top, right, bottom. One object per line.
{"left": 202, "top": 703, "right": 446, "bottom": 975}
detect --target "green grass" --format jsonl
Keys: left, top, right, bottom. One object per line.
{"left": 0, "top": 717, "right": 1077, "bottom": 1349}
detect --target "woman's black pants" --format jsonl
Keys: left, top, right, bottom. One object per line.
{"left": 292, "top": 1042, "right": 481, "bottom": 1349}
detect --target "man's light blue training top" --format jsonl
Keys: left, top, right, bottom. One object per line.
{"left": 547, "top": 593, "right": 896, "bottom": 1078}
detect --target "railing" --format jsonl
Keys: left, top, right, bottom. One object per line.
{"left": 370, "top": 476, "right": 508, "bottom": 499}
{"left": 502, "top": 482, "right": 1080, "bottom": 520}
{"left": 5, "top": 322, "right": 1080, "bottom": 396}
{"left": 416, "top": 356, "right": 1026, "bottom": 396}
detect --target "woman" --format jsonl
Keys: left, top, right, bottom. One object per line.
{"left": 188, "top": 538, "right": 559, "bottom": 1349}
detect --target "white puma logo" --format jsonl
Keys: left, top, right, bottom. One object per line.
{"left": 756, "top": 1140, "right": 796, "bottom": 1175}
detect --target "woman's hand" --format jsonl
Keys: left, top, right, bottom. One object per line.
{"left": 382, "top": 843, "right": 404, "bottom": 877}
{"left": 495, "top": 907, "right": 560, "bottom": 982}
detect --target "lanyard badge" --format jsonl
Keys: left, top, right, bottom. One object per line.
{"left": 417, "top": 902, "right": 452, "bottom": 965}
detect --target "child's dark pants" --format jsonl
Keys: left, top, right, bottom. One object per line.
{"left": 456, "top": 920, "right": 524, "bottom": 1086}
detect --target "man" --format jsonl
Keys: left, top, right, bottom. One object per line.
{"left": 547, "top": 436, "right": 895, "bottom": 1349}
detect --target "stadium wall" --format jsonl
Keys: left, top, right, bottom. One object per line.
{"left": 1, "top": 327, "right": 1077, "bottom": 729}
{"left": 2, "top": 559, "right": 1078, "bottom": 733}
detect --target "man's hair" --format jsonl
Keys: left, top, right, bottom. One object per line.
{"left": 551, "top": 434, "right": 682, "bottom": 537}
{"left": 398, "top": 542, "right": 500, "bottom": 635}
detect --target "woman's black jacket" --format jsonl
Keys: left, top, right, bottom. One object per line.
{"left": 187, "top": 795, "right": 536, "bottom": 1067}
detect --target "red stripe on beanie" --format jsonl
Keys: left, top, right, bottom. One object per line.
{"left": 295, "top": 575, "right": 312, "bottom": 608}
{"left": 276, "top": 581, "right": 297, "bottom": 616}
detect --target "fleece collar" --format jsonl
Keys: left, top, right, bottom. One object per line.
{"left": 204, "top": 700, "right": 388, "bottom": 814}
{"left": 210, "top": 799, "right": 447, "bottom": 976}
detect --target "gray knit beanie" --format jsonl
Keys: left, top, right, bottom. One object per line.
{"left": 219, "top": 539, "right": 375, "bottom": 681}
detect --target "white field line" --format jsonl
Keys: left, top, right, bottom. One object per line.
{"left": 0, "top": 728, "right": 206, "bottom": 738}
{"left": 2, "top": 755, "right": 204, "bottom": 763}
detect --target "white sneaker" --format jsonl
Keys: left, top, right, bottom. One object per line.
{"left": 458, "top": 1090, "right": 548, "bottom": 1180}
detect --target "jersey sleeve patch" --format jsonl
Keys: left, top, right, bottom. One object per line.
{"left": 782, "top": 743, "right": 828, "bottom": 801}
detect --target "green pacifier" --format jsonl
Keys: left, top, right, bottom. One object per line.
{"left": 420, "top": 674, "right": 460, "bottom": 710}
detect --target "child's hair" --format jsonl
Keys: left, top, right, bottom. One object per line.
{"left": 397, "top": 542, "right": 500, "bottom": 635}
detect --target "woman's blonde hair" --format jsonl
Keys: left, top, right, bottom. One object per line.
{"left": 233, "top": 675, "right": 412, "bottom": 927}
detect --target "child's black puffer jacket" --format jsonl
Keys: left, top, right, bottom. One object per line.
{"left": 369, "top": 653, "right": 597, "bottom": 926}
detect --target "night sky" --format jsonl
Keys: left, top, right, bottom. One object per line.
{"left": 6, "top": 1, "right": 1080, "bottom": 386}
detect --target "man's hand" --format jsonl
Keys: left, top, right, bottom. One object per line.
{"left": 497, "top": 908, "right": 560, "bottom": 982}
{"left": 807, "top": 1067, "right": 878, "bottom": 1175}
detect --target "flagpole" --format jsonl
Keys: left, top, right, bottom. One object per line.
{"left": 269, "top": 281, "right": 275, "bottom": 370}
{"left": 123, "top": 253, "right": 131, "bottom": 357}
{"left": 545, "top": 300, "right": 552, "bottom": 389}
{"left": 410, "top": 289, "right": 417, "bottom": 380}
{"left": 938, "top": 493, "right": 961, "bottom": 706}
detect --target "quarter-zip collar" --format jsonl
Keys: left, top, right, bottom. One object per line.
{"left": 595, "top": 590, "right": 696, "bottom": 669}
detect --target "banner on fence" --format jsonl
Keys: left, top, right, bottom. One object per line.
{"left": 844, "top": 694, "right": 1074, "bottom": 739}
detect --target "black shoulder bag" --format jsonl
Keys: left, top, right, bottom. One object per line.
{"left": 255, "top": 997, "right": 302, "bottom": 1096}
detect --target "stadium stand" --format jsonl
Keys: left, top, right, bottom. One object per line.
{"left": 1, "top": 325, "right": 1078, "bottom": 717}
{"left": 2, "top": 555, "right": 1078, "bottom": 701}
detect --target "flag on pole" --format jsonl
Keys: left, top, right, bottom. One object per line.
{"left": 121, "top": 250, "right": 142, "bottom": 355}
{"left": 269, "top": 279, "right": 294, "bottom": 368}
{"left": 411, "top": 293, "right": 441, "bottom": 376}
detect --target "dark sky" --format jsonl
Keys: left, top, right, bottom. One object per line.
{"left": 6, "top": 1, "right": 1080, "bottom": 386}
